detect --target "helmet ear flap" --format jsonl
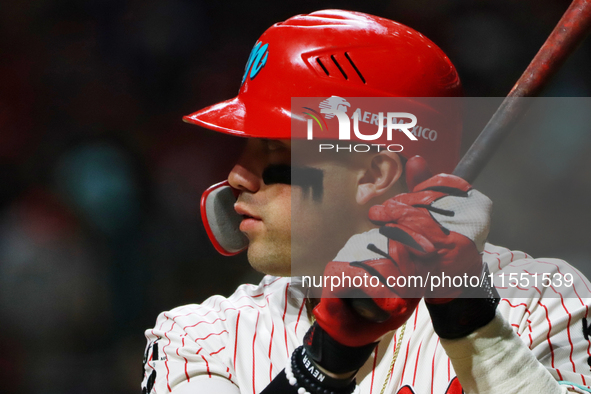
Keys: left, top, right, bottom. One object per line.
{"left": 201, "top": 181, "right": 248, "bottom": 256}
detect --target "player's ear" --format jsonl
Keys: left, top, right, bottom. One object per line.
{"left": 356, "top": 151, "right": 404, "bottom": 205}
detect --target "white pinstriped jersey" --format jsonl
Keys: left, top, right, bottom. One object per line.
{"left": 142, "top": 243, "right": 591, "bottom": 393}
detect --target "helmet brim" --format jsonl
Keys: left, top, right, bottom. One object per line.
{"left": 183, "top": 97, "right": 249, "bottom": 137}
{"left": 183, "top": 96, "right": 293, "bottom": 139}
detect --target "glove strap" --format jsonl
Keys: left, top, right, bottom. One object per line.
{"left": 303, "top": 322, "right": 377, "bottom": 374}
{"left": 426, "top": 264, "right": 500, "bottom": 339}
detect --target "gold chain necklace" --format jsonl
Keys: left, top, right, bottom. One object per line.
{"left": 379, "top": 322, "right": 407, "bottom": 394}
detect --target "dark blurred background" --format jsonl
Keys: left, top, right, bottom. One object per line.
{"left": 0, "top": 0, "right": 590, "bottom": 392}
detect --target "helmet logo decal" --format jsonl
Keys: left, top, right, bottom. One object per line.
{"left": 319, "top": 96, "right": 351, "bottom": 119}
{"left": 241, "top": 41, "right": 269, "bottom": 85}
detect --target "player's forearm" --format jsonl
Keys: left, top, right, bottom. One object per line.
{"left": 440, "top": 310, "right": 567, "bottom": 394}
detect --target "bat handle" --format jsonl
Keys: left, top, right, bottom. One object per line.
{"left": 454, "top": 0, "right": 591, "bottom": 183}
{"left": 351, "top": 0, "right": 591, "bottom": 324}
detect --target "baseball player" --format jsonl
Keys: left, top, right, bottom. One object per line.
{"left": 141, "top": 10, "right": 591, "bottom": 394}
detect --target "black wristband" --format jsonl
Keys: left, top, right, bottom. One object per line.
{"left": 290, "top": 346, "right": 357, "bottom": 394}
{"left": 426, "top": 264, "right": 500, "bottom": 339}
{"left": 303, "top": 322, "right": 377, "bottom": 374}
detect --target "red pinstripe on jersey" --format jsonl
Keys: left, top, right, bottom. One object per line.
{"left": 556, "top": 288, "right": 576, "bottom": 372}
{"left": 233, "top": 310, "right": 240, "bottom": 368}
{"left": 263, "top": 277, "right": 282, "bottom": 287}
{"left": 537, "top": 258, "right": 591, "bottom": 296}
{"left": 294, "top": 297, "right": 306, "bottom": 333}
{"left": 210, "top": 346, "right": 225, "bottom": 355}
{"left": 142, "top": 248, "right": 591, "bottom": 394}
{"left": 484, "top": 249, "right": 502, "bottom": 270}
{"left": 282, "top": 283, "right": 290, "bottom": 358}
{"left": 193, "top": 330, "right": 228, "bottom": 342}
{"left": 527, "top": 319, "right": 533, "bottom": 348}
{"left": 518, "top": 265, "right": 581, "bottom": 377}
{"left": 412, "top": 341, "right": 422, "bottom": 387}
{"left": 369, "top": 345, "right": 379, "bottom": 394}
{"left": 182, "top": 317, "right": 227, "bottom": 331}
{"left": 163, "top": 331, "right": 172, "bottom": 391}
{"left": 198, "top": 353, "right": 211, "bottom": 378}
{"left": 179, "top": 337, "right": 189, "bottom": 381}
{"left": 431, "top": 338, "right": 440, "bottom": 394}
{"left": 388, "top": 331, "right": 398, "bottom": 384}
{"left": 500, "top": 299, "right": 531, "bottom": 313}
{"left": 252, "top": 310, "right": 260, "bottom": 394}
{"left": 537, "top": 296, "right": 560, "bottom": 378}
{"left": 143, "top": 351, "right": 154, "bottom": 382}
{"left": 500, "top": 298, "right": 533, "bottom": 342}
{"left": 399, "top": 326, "right": 412, "bottom": 387}
{"left": 268, "top": 302, "right": 275, "bottom": 382}
{"left": 226, "top": 366, "right": 233, "bottom": 383}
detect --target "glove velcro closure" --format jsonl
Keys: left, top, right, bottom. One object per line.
{"left": 303, "top": 322, "right": 377, "bottom": 374}
{"left": 426, "top": 265, "right": 500, "bottom": 339}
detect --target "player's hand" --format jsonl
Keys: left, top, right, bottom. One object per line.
{"left": 312, "top": 156, "right": 493, "bottom": 348}
{"left": 312, "top": 230, "right": 423, "bottom": 347}
{"left": 369, "top": 156, "right": 492, "bottom": 302}
{"left": 303, "top": 229, "right": 422, "bottom": 376}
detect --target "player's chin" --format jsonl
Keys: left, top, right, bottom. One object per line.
{"left": 246, "top": 241, "right": 291, "bottom": 277}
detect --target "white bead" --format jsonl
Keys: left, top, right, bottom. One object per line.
{"left": 297, "top": 388, "right": 307, "bottom": 394}
{"left": 285, "top": 364, "right": 296, "bottom": 386}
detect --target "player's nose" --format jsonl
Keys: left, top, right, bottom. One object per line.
{"left": 228, "top": 141, "right": 263, "bottom": 193}
{"left": 228, "top": 163, "right": 261, "bottom": 193}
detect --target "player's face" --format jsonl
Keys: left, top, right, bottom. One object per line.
{"left": 228, "top": 139, "right": 369, "bottom": 277}
{"left": 228, "top": 139, "right": 292, "bottom": 276}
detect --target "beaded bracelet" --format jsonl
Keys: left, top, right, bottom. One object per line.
{"left": 286, "top": 346, "right": 357, "bottom": 394}
{"left": 285, "top": 359, "right": 310, "bottom": 394}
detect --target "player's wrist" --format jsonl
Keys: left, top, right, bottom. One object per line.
{"left": 303, "top": 321, "right": 377, "bottom": 375}
{"left": 288, "top": 345, "right": 358, "bottom": 394}
{"left": 425, "top": 265, "right": 500, "bottom": 339}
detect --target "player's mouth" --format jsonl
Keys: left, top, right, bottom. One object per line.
{"left": 234, "top": 204, "right": 263, "bottom": 232}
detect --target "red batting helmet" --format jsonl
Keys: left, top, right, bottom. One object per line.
{"left": 184, "top": 9, "right": 463, "bottom": 174}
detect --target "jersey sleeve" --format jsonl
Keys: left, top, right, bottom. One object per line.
{"left": 486, "top": 245, "right": 591, "bottom": 392}
{"left": 141, "top": 300, "right": 237, "bottom": 393}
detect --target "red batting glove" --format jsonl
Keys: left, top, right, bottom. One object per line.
{"left": 313, "top": 156, "right": 493, "bottom": 347}
{"left": 313, "top": 244, "right": 422, "bottom": 347}
{"left": 371, "top": 156, "right": 492, "bottom": 302}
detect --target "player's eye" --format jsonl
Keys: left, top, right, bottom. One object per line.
{"left": 260, "top": 139, "right": 290, "bottom": 165}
